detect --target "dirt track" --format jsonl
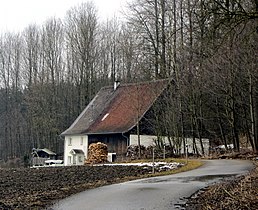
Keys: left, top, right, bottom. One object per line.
{"left": 0, "top": 165, "right": 151, "bottom": 209}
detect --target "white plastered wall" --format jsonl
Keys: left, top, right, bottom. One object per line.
{"left": 64, "top": 135, "right": 88, "bottom": 166}
{"left": 129, "top": 134, "right": 210, "bottom": 155}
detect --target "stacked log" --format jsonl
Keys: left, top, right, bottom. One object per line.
{"left": 85, "top": 142, "right": 108, "bottom": 164}
{"left": 126, "top": 145, "right": 147, "bottom": 159}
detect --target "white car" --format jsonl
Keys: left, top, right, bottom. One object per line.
{"left": 44, "top": 159, "right": 63, "bottom": 166}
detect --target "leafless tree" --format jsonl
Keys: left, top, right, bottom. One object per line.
{"left": 65, "top": 2, "right": 98, "bottom": 112}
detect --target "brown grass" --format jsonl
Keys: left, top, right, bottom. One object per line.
{"left": 124, "top": 158, "right": 203, "bottom": 177}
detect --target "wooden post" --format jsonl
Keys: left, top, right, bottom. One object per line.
{"left": 152, "top": 147, "right": 155, "bottom": 174}
{"left": 163, "top": 145, "right": 166, "bottom": 160}
{"left": 186, "top": 144, "right": 188, "bottom": 164}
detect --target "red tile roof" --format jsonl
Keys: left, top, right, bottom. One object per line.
{"left": 62, "top": 79, "right": 170, "bottom": 135}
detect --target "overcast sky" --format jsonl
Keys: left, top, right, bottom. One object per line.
{"left": 0, "top": 0, "right": 128, "bottom": 33}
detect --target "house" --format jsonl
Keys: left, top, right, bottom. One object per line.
{"left": 61, "top": 79, "right": 171, "bottom": 166}
{"left": 31, "top": 148, "right": 58, "bottom": 166}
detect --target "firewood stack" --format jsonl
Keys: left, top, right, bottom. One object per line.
{"left": 85, "top": 142, "right": 108, "bottom": 164}
{"left": 126, "top": 144, "right": 147, "bottom": 159}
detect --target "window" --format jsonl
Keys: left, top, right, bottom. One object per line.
{"left": 68, "top": 156, "right": 72, "bottom": 164}
{"left": 68, "top": 138, "right": 72, "bottom": 146}
{"left": 80, "top": 137, "right": 83, "bottom": 145}
{"left": 78, "top": 155, "right": 83, "bottom": 162}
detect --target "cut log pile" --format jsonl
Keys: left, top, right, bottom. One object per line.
{"left": 85, "top": 142, "right": 108, "bottom": 164}
{"left": 126, "top": 145, "right": 173, "bottom": 159}
{"left": 126, "top": 145, "right": 149, "bottom": 159}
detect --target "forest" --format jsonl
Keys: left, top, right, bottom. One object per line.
{"left": 0, "top": 0, "right": 257, "bottom": 162}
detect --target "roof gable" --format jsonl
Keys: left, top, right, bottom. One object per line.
{"left": 62, "top": 79, "right": 170, "bottom": 135}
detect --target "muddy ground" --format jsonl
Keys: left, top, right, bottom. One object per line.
{"left": 0, "top": 165, "right": 152, "bottom": 209}
{"left": 0, "top": 160, "right": 257, "bottom": 210}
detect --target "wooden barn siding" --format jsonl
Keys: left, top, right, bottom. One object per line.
{"left": 88, "top": 134, "right": 128, "bottom": 156}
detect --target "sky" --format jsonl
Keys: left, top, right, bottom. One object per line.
{"left": 0, "top": 0, "right": 128, "bottom": 33}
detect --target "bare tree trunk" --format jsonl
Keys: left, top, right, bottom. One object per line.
{"left": 160, "top": 0, "right": 166, "bottom": 77}
{"left": 154, "top": 0, "right": 160, "bottom": 78}
{"left": 216, "top": 97, "right": 228, "bottom": 149}
{"left": 253, "top": 80, "right": 258, "bottom": 153}
{"left": 137, "top": 120, "right": 141, "bottom": 159}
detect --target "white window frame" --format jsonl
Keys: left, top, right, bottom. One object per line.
{"left": 80, "top": 137, "right": 83, "bottom": 145}
{"left": 68, "top": 137, "right": 72, "bottom": 146}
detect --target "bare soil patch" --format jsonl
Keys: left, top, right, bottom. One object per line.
{"left": 1, "top": 157, "right": 256, "bottom": 210}
{"left": 0, "top": 165, "right": 151, "bottom": 209}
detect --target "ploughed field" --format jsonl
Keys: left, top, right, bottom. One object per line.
{"left": 0, "top": 165, "right": 151, "bottom": 209}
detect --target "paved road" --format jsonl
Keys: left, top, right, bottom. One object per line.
{"left": 52, "top": 160, "right": 253, "bottom": 210}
